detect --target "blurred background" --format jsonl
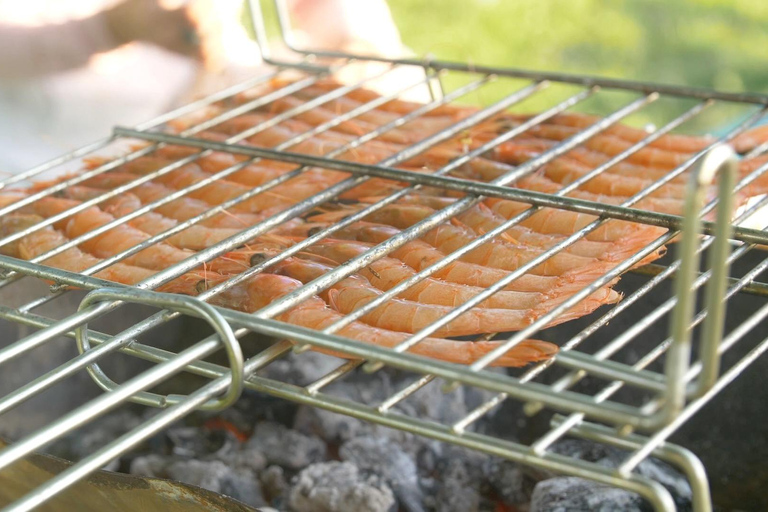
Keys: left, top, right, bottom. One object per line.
{"left": 2, "top": 0, "right": 766, "bottom": 171}
{"left": 388, "top": 0, "right": 768, "bottom": 95}
{"left": 265, "top": 0, "right": 768, "bottom": 131}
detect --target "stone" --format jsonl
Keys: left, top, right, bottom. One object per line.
{"left": 530, "top": 477, "right": 647, "bottom": 512}
{"left": 246, "top": 421, "right": 326, "bottom": 471}
{"left": 288, "top": 461, "right": 396, "bottom": 512}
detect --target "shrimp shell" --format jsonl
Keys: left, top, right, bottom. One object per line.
{"left": 173, "top": 271, "right": 558, "bottom": 367}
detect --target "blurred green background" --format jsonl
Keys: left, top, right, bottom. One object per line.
{"left": 255, "top": 0, "right": 768, "bottom": 131}
{"left": 388, "top": 0, "right": 768, "bottom": 93}
{"left": 386, "top": 0, "right": 768, "bottom": 131}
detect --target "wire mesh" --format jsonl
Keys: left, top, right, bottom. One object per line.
{"left": 0, "top": 6, "right": 767, "bottom": 510}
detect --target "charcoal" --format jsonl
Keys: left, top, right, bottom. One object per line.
{"left": 48, "top": 409, "right": 141, "bottom": 469}
{"left": 483, "top": 458, "right": 533, "bottom": 506}
{"left": 293, "top": 368, "right": 499, "bottom": 445}
{"left": 220, "top": 441, "right": 268, "bottom": 474}
{"left": 288, "top": 461, "right": 396, "bottom": 512}
{"left": 530, "top": 477, "right": 647, "bottom": 512}
{"left": 414, "top": 439, "right": 442, "bottom": 474}
{"left": 260, "top": 351, "right": 343, "bottom": 385}
{"left": 164, "top": 459, "right": 267, "bottom": 508}
{"left": 433, "top": 445, "right": 489, "bottom": 512}
{"left": 129, "top": 454, "right": 167, "bottom": 478}
{"left": 165, "top": 426, "right": 237, "bottom": 459}
{"left": 246, "top": 421, "right": 326, "bottom": 471}
{"left": 392, "top": 378, "right": 499, "bottom": 427}
{"left": 260, "top": 465, "right": 288, "bottom": 502}
{"left": 293, "top": 402, "right": 366, "bottom": 443}
{"left": 339, "top": 436, "right": 425, "bottom": 512}
{"left": 549, "top": 439, "right": 692, "bottom": 510}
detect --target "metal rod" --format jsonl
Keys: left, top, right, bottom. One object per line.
{"left": 115, "top": 127, "right": 768, "bottom": 248}
{"left": 619, "top": 326, "right": 768, "bottom": 476}
{"left": 265, "top": 0, "right": 768, "bottom": 104}
{"left": 631, "top": 264, "right": 768, "bottom": 297}
{"left": 664, "top": 145, "right": 737, "bottom": 417}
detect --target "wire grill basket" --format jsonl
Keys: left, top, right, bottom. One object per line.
{"left": 1, "top": 1, "right": 768, "bottom": 510}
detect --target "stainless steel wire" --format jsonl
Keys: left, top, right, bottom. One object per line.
{"left": 1, "top": 41, "right": 768, "bottom": 512}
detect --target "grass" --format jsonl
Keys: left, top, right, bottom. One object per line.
{"left": 386, "top": 0, "right": 768, "bottom": 130}
{"left": 248, "top": 0, "right": 768, "bottom": 131}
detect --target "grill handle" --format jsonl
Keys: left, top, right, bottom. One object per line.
{"left": 666, "top": 144, "right": 737, "bottom": 411}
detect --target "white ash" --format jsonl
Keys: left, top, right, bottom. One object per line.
{"left": 164, "top": 426, "right": 239, "bottom": 459}
{"left": 260, "top": 351, "right": 346, "bottom": 386}
{"left": 288, "top": 461, "right": 396, "bottom": 512}
{"left": 129, "top": 454, "right": 167, "bottom": 478}
{"left": 530, "top": 477, "right": 647, "bottom": 512}
{"left": 223, "top": 440, "right": 268, "bottom": 474}
{"left": 432, "top": 445, "right": 492, "bottom": 512}
{"left": 292, "top": 369, "right": 498, "bottom": 446}
{"left": 293, "top": 401, "right": 366, "bottom": 443}
{"left": 246, "top": 421, "right": 327, "bottom": 471}
{"left": 50, "top": 367, "right": 694, "bottom": 512}
{"left": 339, "top": 436, "right": 425, "bottom": 512}
{"left": 47, "top": 409, "right": 142, "bottom": 471}
{"left": 167, "top": 459, "right": 266, "bottom": 509}
{"left": 131, "top": 456, "right": 267, "bottom": 509}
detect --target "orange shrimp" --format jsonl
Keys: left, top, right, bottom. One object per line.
{"left": 114, "top": 157, "right": 312, "bottom": 213}
{"left": 154, "top": 130, "right": 296, "bottom": 174}
{"left": 265, "top": 96, "right": 422, "bottom": 145}
{"left": 484, "top": 196, "right": 668, "bottom": 245}
{"left": 495, "top": 124, "right": 693, "bottom": 170}
{"left": 515, "top": 174, "right": 686, "bottom": 216}
{"left": 168, "top": 271, "right": 559, "bottom": 367}
{"left": 540, "top": 158, "right": 692, "bottom": 199}
{"left": 248, "top": 254, "right": 617, "bottom": 337}
{"left": 266, "top": 240, "right": 547, "bottom": 309}
{"left": 0, "top": 212, "right": 228, "bottom": 293}
{"left": 25, "top": 196, "right": 200, "bottom": 270}
{"left": 487, "top": 113, "right": 717, "bottom": 154}
{"left": 279, "top": 221, "right": 571, "bottom": 294}
{"left": 64, "top": 186, "right": 247, "bottom": 251}
{"left": 732, "top": 124, "right": 768, "bottom": 154}
{"left": 492, "top": 138, "right": 690, "bottom": 185}
{"left": 384, "top": 194, "right": 617, "bottom": 260}
{"left": 80, "top": 172, "right": 266, "bottom": 229}
{"left": 0, "top": 213, "right": 156, "bottom": 284}
{"left": 251, "top": 255, "right": 541, "bottom": 336}
{"left": 340, "top": 203, "right": 600, "bottom": 276}
{"left": 294, "top": 79, "right": 474, "bottom": 118}
{"left": 326, "top": 274, "right": 541, "bottom": 336}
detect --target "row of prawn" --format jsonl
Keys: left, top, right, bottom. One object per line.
{"left": 0, "top": 143, "right": 638, "bottom": 367}
{"left": 3, "top": 77, "right": 753, "bottom": 366}
{"left": 220, "top": 78, "right": 768, "bottom": 204}
{"left": 0, "top": 188, "right": 570, "bottom": 366}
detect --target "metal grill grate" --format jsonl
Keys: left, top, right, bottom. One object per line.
{"left": 1, "top": 1, "right": 768, "bottom": 510}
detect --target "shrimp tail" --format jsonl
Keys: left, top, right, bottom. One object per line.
{"left": 470, "top": 339, "right": 559, "bottom": 367}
